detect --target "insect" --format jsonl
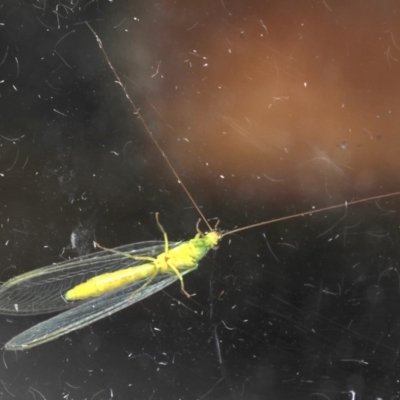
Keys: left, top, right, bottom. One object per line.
{"left": 0, "top": 23, "right": 399, "bottom": 351}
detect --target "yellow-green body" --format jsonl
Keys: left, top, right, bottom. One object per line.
{"left": 65, "top": 231, "right": 221, "bottom": 301}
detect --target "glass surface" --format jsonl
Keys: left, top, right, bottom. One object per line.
{"left": 1, "top": 1, "right": 400, "bottom": 399}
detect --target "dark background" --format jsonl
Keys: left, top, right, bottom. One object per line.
{"left": 1, "top": 1, "right": 400, "bottom": 399}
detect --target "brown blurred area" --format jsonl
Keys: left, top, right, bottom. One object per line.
{"left": 126, "top": 1, "right": 400, "bottom": 206}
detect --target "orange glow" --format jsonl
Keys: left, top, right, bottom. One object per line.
{"left": 127, "top": 1, "right": 400, "bottom": 204}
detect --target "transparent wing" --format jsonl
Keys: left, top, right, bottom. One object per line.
{"left": 5, "top": 269, "right": 192, "bottom": 351}
{"left": 0, "top": 241, "right": 180, "bottom": 315}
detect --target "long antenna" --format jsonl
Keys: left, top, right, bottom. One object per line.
{"left": 85, "top": 22, "right": 213, "bottom": 232}
{"left": 222, "top": 191, "right": 400, "bottom": 237}
{"left": 87, "top": 23, "right": 400, "bottom": 237}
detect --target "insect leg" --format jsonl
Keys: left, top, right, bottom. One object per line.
{"left": 94, "top": 242, "right": 156, "bottom": 262}
{"left": 155, "top": 213, "right": 169, "bottom": 253}
{"left": 154, "top": 214, "right": 191, "bottom": 297}
{"left": 128, "top": 267, "right": 160, "bottom": 301}
{"left": 166, "top": 261, "right": 191, "bottom": 298}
